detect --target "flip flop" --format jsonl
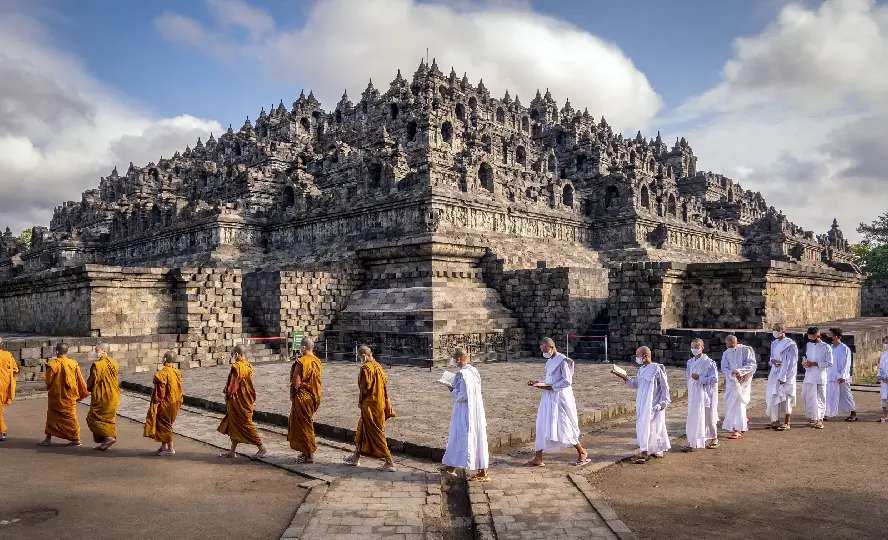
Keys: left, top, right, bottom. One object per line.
{"left": 845, "top": 417, "right": 858, "bottom": 422}
{"left": 376, "top": 464, "right": 396, "bottom": 472}
{"left": 706, "top": 442, "right": 720, "bottom": 449}
{"left": 650, "top": 452, "right": 664, "bottom": 459}
{"left": 522, "top": 461, "right": 545, "bottom": 467}
{"left": 575, "top": 457, "right": 592, "bottom": 466}
{"left": 343, "top": 456, "right": 359, "bottom": 466}
{"left": 36, "top": 441, "right": 52, "bottom": 446}
{"left": 631, "top": 456, "right": 648, "bottom": 464}
{"left": 468, "top": 474, "right": 491, "bottom": 482}
{"left": 728, "top": 433, "right": 743, "bottom": 440}
{"left": 776, "top": 424, "right": 790, "bottom": 431}
{"left": 67, "top": 441, "right": 82, "bottom": 447}
{"left": 680, "top": 446, "right": 696, "bottom": 453}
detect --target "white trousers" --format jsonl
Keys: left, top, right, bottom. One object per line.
{"left": 802, "top": 383, "right": 826, "bottom": 421}
{"left": 825, "top": 380, "right": 856, "bottom": 417}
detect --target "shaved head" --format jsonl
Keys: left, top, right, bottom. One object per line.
{"left": 635, "top": 346, "right": 651, "bottom": 358}
{"left": 357, "top": 345, "right": 373, "bottom": 358}
{"left": 233, "top": 344, "right": 247, "bottom": 358}
{"left": 452, "top": 347, "right": 468, "bottom": 360}
{"left": 301, "top": 336, "right": 315, "bottom": 351}
{"left": 55, "top": 342, "right": 69, "bottom": 356}
{"left": 725, "top": 335, "right": 738, "bottom": 345}
{"left": 162, "top": 351, "right": 177, "bottom": 364}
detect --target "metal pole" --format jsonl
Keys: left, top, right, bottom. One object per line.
{"left": 354, "top": 343, "right": 358, "bottom": 366}
{"left": 565, "top": 332, "right": 569, "bottom": 359}
{"left": 605, "top": 335, "right": 609, "bottom": 364}
{"left": 325, "top": 339, "right": 328, "bottom": 362}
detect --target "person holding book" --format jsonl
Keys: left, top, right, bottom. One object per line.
{"left": 524, "top": 338, "right": 590, "bottom": 467}
{"left": 440, "top": 347, "right": 490, "bottom": 482}
{"left": 612, "top": 346, "right": 672, "bottom": 464}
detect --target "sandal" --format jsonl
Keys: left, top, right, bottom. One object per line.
{"left": 680, "top": 446, "right": 696, "bottom": 453}
{"left": 67, "top": 441, "right": 83, "bottom": 447}
{"left": 575, "top": 457, "right": 592, "bottom": 466}
{"left": 650, "top": 452, "right": 664, "bottom": 459}
{"left": 728, "top": 433, "right": 743, "bottom": 440}
{"left": 377, "top": 464, "right": 396, "bottom": 472}
{"left": 706, "top": 441, "right": 720, "bottom": 449}
{"left": 343, "top": 456, "right": 359, "bottom": 466}
{"left": 776, "top": 424, "right": 790, "bottom": 431}
{"left": 468, "top": 474, "right": 491, "bottom": 482}
{"left": 631, "top": 455, "right": 648, "bottom": 464}
{"left": 295, "top": 455, "right": 315, "bottom": 464}
{"left": 845, "top": 417, "right": 858, "bottom": 422}
{"left": 522, "top": 461, "right": 545, "bottom": 467}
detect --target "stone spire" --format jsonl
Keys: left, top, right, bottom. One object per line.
{"left": 503, "top": 90, "right": 512, "bottom": 105}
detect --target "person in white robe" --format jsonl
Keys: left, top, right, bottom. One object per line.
{"left": 441, "top": 348, "right": 490, "bottom": 482}
{"left": 877, "top": 336, "right": 888, "bottom": 423}
{"left": 825, "top": 328, "right": 857, "bottom": 422}
{"left": 682, "top": 339, "right": 720, "bottom": 451}
{"left": 801, "top": 327, "right": 833, "bottom": 429}
{"left": 721, "top": 335, "right": 756, "bottom": 439}
{"left": 766, "top": 323, "right": 798, "bottom": 431}
{"left": 524, "top": 337, "right": 589, "bottom": 467}
{"left": 613, "top": 345, "right": 671, "bottom": 464}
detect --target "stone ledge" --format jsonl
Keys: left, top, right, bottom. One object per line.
{"left": 568, "top": 473, "right": 639, "bottom": 540}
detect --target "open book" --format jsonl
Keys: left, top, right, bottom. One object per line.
{"left": 437, "top": 370, "right": 456, "bottom": 387}
{"left": 611, "top": 365, "right": 628, "bottom": 377}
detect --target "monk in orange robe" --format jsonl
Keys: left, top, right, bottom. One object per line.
{"left": 144, "top": 351, "right": 183, "bottom": 456}
{"left": 288, "top": 336, "right": 322, "bottom": 463}
{"left": 218, "top": 344, "right": 267, "bottom": 458}
{"left": 86, "top": 343, "right": 120, "bottom": 451}
{"left": 344, "top": 345, "right": 395, "bottom": 471}
{"left": 38, "top": 343, "right": 89, "bottom": 447}
{"left": 0, "top": 337, "right": 20, "bottom": 441}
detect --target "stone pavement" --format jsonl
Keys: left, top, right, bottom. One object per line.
{"left": 112, "top": 391, "right": 446, "bottom": 540}
{"left": 122, "top": 359, "right": 688, "bottom": 455}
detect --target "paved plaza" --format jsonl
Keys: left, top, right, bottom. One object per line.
{"left": 122, "top": 359, "right": 688, "bottom": 454}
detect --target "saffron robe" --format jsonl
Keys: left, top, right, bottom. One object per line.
{"left": 355, "top": 360, "right": 391, "bottom": 458}
{"left": 217, "top": 360, "right": 263, "bottom": 446}
{"left": 44, "top": 356, "right": 89, "bottom": 441}
{"left": 626, "top": 363, "right": 672, "bottom": 454}
{"left": 686, "top": 354, "right": 719, "bottom": 448}
{"left": 802, "top": 341, "right": 833, "bottom": 421}
{"left": 0, "top": 350, "right": 19, "bottom": 434}
{"left": 442, "top": 364, "right": 489, "bottom": 471}
{"left": 721, "top": 345, "right": 757, "bottom": 432}
{"left": 87, "top": 356, "right": 120, "bottom": 442}
{"left": 534, "top": 353, "right": 581, "bottom": 451}
{"left": 826, "top": 343, "right": 855, "bottom": 416}
{"left": 288, "top": 353, "right": 322, "bottom": 454}
{"left": 144, "top": 364, "right": 183, "bottom": 443}
{"left": 766, "top": 338, "right": 798, "bottom": 420}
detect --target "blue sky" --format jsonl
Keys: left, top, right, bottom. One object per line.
{"left": 1, "top": 0, "right": 886, "bottom": 241}
{"left": 46, "top": 0, "right": 785, "bottom": 124}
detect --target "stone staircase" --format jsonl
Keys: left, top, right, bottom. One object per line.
{"left": 241, "top": 315, "right": 289, "bottom": 363}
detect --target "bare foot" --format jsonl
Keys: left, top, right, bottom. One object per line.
{"left": 219, "top": 451, "right": 237, "bottom": 458}
{"left": 522, "top": 460, "right": 545, "bottom": 467}
{"left": 253, "top": 448, "right": 267, "bottom": 458}
{"left": 37, "top": 438, "right": 52, "bottom": 446}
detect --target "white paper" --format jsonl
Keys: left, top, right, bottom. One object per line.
{"left": 438, "top": 371, "right": 457, "bottom": 387}
{"left": 611, "top": 365, "right": 627, "bottom": 377}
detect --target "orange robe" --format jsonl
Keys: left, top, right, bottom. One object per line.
{"left": 217, "top": 360, "right": 263, "bottom": 446}
{"left": 44, "top": 356, "right": 89, "bottom": 441}
{"left": 288, "top": 353, "right": 322, "bottom": 454}
{"left": 86, "top": 356, "right": 120, "bottom": 442}
{"left": 144, "top": 364, "right": 183, "bottom": 443}
{"left": 355, "top": 360, "right": 392, "bottom": 458}
{"left": 0, "top": 350, "right": 19, "bottom": 434}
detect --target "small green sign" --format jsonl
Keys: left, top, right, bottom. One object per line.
{"left": 290, "top": 330, "right": 306, "bottom": 351}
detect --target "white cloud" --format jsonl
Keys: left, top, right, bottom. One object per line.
{"left": 0, "top": 5, "right": 221, "bottom": 236}
{"left": 663, "top": 0, "right": 888, "bottom": 242}
{"left": 154, "top": 0, "right": 662, "bottom": 131}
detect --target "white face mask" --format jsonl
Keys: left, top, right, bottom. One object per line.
{"left": 772, "top": 331, "right": 782, "bottom": 339}
{"left": 92, "top": 351, "right": 99, "bottom": 359}
{"left": 635, "top": 356, "right": 644, "bottom": 365}
{"left": 542, "top": 352, "right": 553, "bottom": 359}
{"left": 884, "top": 344, "right": 888, "bottom": 351}
{"left": 448, "top": 358, "right": 457, "bottom": 368}
{"left": 691, "top": 348, "right": 702, "bottom": 356}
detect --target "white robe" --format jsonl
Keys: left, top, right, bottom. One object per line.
{"left": 626, "top": 363, "right": 671, "bottom": 454}
{"left": 686, "top": 354, "right": 719, "bottom": 448}
{"left": 534, "top": 353, "right": 581, "bottom": 451}
{"left": 802, "top": 341, "right": 833, "bottom": 421}
{"left": 721, "top": 345, "right": 757, "bottom": 432}
{"left": 766, "top": 337, "right": 798, "bottom": 419}
{"left": 825, "top": 343, "right": 855, "bottom": 416}
{"left": 442, "top": 364, "right": 489, "bottom": 470}
{"left": 877, "top": 351, "right": 888, "bottom": 404}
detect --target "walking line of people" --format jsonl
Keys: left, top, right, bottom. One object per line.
{"left": 1, "top": 327, "right": 887, "bottom": 478}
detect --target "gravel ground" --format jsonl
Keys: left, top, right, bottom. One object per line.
{"left": 585, "top": 389, "right": 888, "bottom": 540}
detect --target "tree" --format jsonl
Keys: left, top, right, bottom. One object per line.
{"left": 851, "top": 242, "right": 888, "bottom": 277}
{"left": 17, "top": 229, "right": 32, "bottom": 251}
{"left": 857, "top": 211, "right": 888, "bottom": 245}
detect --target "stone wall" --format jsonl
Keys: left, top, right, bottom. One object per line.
{"left": 0, "top": 267, "right": 94, "bottom": 336}
{"left": 862, "top": 277, "right": 888, "bottom": 317}
{"left": 608, "top": 261, "right": 865, "bottom": 363}
{"left": 486, "top": 263, "right": 609, "bottom": 351}
{"left": 243, "top": 267, "right": 362, "bottom": 339}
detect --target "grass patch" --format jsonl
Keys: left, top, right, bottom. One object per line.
{"left": 854, "top": 371, "right": 882, "bottom": 385}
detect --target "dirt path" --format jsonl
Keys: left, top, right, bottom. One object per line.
{"left": 586, "top": 389, "right": 888, "bottom": 540}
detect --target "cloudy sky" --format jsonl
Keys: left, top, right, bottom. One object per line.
{"left": 1, "top": 0, "right": 885, "bottom": 242}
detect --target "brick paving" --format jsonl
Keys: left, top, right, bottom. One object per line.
{"left": 121, "top": 359, "right": 687, "bottom": 453}
{"left": 112, "top": 391, "right": 444, "bottom": 540}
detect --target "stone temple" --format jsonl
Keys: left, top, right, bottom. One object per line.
{"left": 2, "top": 60, "right": 887, "bottom": 378}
